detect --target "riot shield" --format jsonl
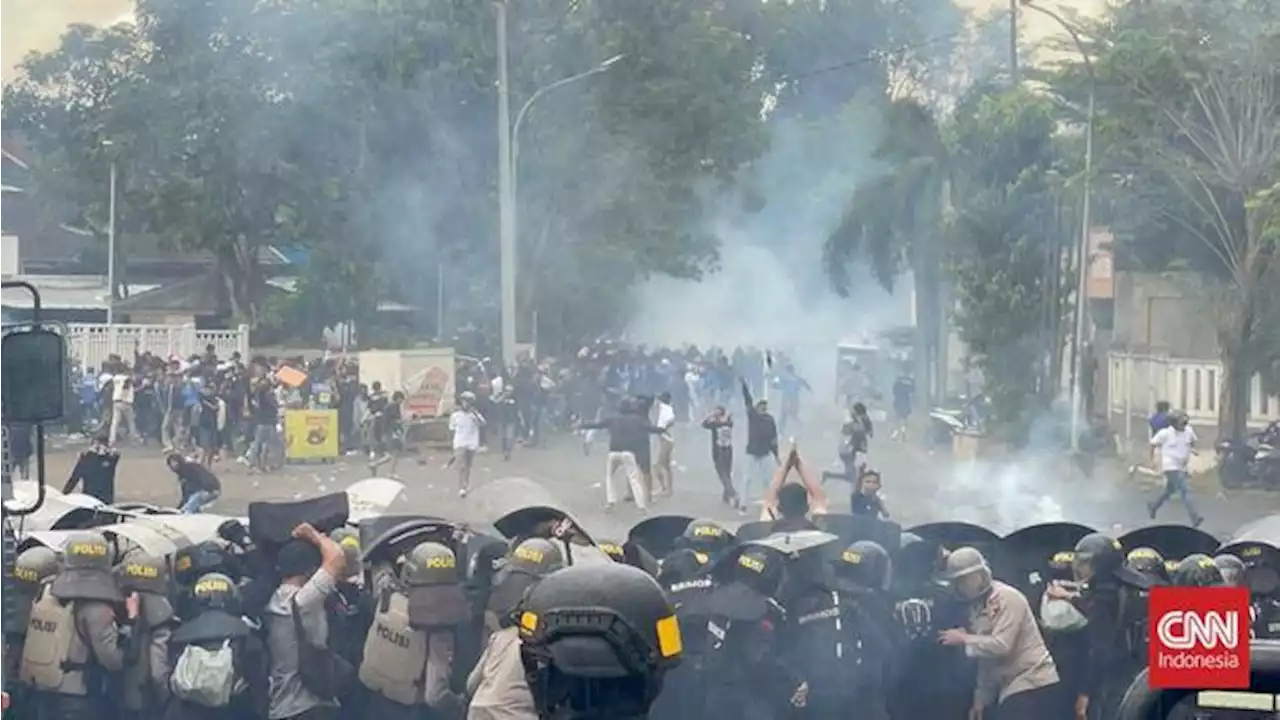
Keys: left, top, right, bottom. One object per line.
{"left": 1002, "top": 522, "right": 1095, "bottom": 597}
{"left": 814, "top": 514, "right": 901, "bottom": 552}
{"left": 1219, "top": 515, "right": 1280, "bottom": 596}
{"left": 1120, "top": 524, "right": 1218, "bottom": 561}
{"left": 9, "top": 493, "right": 109, "bottom": 532}
{"left": 111, "top": 502, "right": 181, "bottom": 515}
{"left": 734, "top": 520, "right": 776, "bottom": 543}
{"left": 248, "top": 492, "right": 351, "bottom": 547}
{"left": 627, "top": 514, "right": 696, "bottom": 559}
{"left": 17, "top": 530, "right": 73, "bottom": 553}
{"left": 746, "top": 530, "right": 840, "bottom": 557}
{"left": 358, "top": 514, "right": 444, "bottom": 550}
{"left": 909, "top": 521, "right": 1010, "bottom": 582}
{"left": 100, "top": 522, "right": 193, "bottom": 562}
{"left": 468, "top": 476, "right": 594, "bottom": 543}
{"left": 360, "top": 518, "right": 464, "bottom": 565}
{"left": 346, "top": 478, "right": 407, "bottom": 522}
{"left": 133, "top": 514, "right": 232, "bottom": 546}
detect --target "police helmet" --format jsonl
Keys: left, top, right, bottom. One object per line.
{"left": 681, "top": 520, "right": 732, "bottom": 556}
{"left": 1047, "top": 551, "right": 1075, "bottom": 582}
{"left": 173, "top": 540, "right": 234, "bottom": 587}
{"left": 63, "top": 531, "right": 112, "bottom": 571}
{"left": 518, "top": 563, "right": 680, "bottom": 718}
{"left": 117, "top": 553, "right": 171, "bottom": 595}
{"left": 1164, "top": 559, "right": 1181, "bottom": 577}
{"left": 941, "top": 546, "right": 991, "bottom": 599}
{"left": 329, "top": 527, "right": 362, "bottom": 579}
{"left": 836, "top": 541, "right": 892, "bottom": 591}
{"left": 1213, "top": 554, "right": 1247, "bottom": 587}
{"left": 1125, "top": 547, "right": 1168, "bottom": 582}
{"left": 730, "top": 546, "right": 786, "bottom": 597}
{"left": 14, "top": 546, "right": 60, "bottom": 586}
{"left": 1072, "top": 533, "right": 1124, "bottom": 581}
{"left": 191, "top": 572, "right": 241, "bottom": 613}
{"left": 657, "top": 549, "right": 710, "bottom": 587}
{"left": 509, "top": 538, "right": 566, "bottom": 577}
{"left": 400, "top": 541, "right": 459, "bottom": 586}
{"left": 597, "top": 540, "right": 627, "bottom": 563}
{"left": 1172, "top": 554, "right": 1224, "bottom": 587}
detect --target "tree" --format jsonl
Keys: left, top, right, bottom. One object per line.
{"left": 1048, "top": 0, "right": 1280, "bottom": 439}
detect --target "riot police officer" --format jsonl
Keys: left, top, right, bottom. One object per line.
{"left": 1171, "top": 554, "right": 1224, "bottom": 586}
{"left": 5, "top": 546, "right": 60, "bottom": 719}
{"left": 20, "top": 530, "right": 132, "bottom": 720}
{"left": 166, "top": 572, "right": 268, "bottom": 718}
{"left": 485, "top": 537, "right": 565, "bottom": 633}
{"left": 325, "top": 527, "right": 371, "bottom": 689}
{"left": 516, "top": 562, "right": 682, "bottom": 719}
{"left": 468, "top": 538, "right": 564, "bottom": 720}
{"left": 358, "top": 541, "right": 466, "bottom": 717}
{"left": 1063, "top": 533, "right": 1145, "bottom": 720}
{"left": 116, "top": 553, "right": 176, "bottom": 716}
{"left": 938, "top": 547, "right": 1060, "bottom": 720}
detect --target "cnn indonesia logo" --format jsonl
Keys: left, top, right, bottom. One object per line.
{"left": 1149, "top": 586, "right": 1251, "bottom": 689}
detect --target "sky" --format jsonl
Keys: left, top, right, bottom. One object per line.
{"left": 2, "top": 0, "right": 1109, "bottom": 84}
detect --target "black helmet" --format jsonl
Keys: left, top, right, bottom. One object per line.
{"left": 836, "top": 541, "right": 892, "bottom": 591}
{"left": 1213, "top": 554, "right": 1247, "bottom": 587}
{"left": 174, "top": 541, "right": 235, "bottom": 587}
{"left": 1047, "top": 551, "right": 1075, "bottom": 582}
{"left": 680, "top": 520, "right": 733, "bottom": 556}
{"left": 518, "top": 563, "right": 680, "bottom": 719}
{"left": 658, "top": 549, "right": 711, "bottom": 587}
{"left": 1171, "top": 554, "right": 1224, "bottom": 587}
{"left": 1125, "top": 547, "right": 1168, "bottom": 582}
{"left": 728, "top": 546, "right": 786, "bottom": 598}
{"left": 191, "top": 572, "right": 241, "bottom": 614}
{"left": 1073, "top": 533, "right": 1123, "bottom": 581}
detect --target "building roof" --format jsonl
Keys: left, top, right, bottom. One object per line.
{"left": 0, "top": 274, "right": 158, "bottom": 310}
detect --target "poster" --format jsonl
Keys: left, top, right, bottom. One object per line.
{"left": 284, "top": 409, "right": 339, "bottom": 461}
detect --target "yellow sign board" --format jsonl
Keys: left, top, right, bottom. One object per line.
{"left": 284, "top": 409, "right": 339, "bottom": 461}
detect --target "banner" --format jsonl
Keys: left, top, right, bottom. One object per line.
{"left": 284, "top": 409, "right": 339, "bottom": 461}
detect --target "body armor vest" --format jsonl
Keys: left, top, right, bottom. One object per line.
{"left": 358, "top": 592, "right": 429, "bottom": 705}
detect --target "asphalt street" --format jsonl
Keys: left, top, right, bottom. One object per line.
{"left": 34, "top": 415, "right": 1280, "bottom": 542}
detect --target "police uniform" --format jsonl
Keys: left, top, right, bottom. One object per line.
{"left": 5, "top": 546, "right": 60, "bottom": 720}
{"left": 649, "top": 549, "right": 714, "bottom": 720}
{"left": 1171, "top": 554, "right": 1224, "bottom": 587}
{"left": 116, "top": 554, "right": 177, "bottom": 715}
{"left": 20, "top": 531, "right": 129, "bottom": 720}
{"left": 167, "top": 572, "right": 270, "bottom": 719}
{"left": 359, "top": 541, "right": 466, "bottom": 717}
{"left": 516, "top": 562, "right": 682, "bottom": 719}
{"left": 468, "top": 538, "right": 564, "bottom": 720}
{"left": 1070, "top": 534, "right": 1146, "bottom": 720}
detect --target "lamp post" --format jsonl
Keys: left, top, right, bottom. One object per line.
{"left": 494, "top": 0, "right": 622, "bottom": 367}
{"left": 102, "top": 140, "right": 118, "bottom": 326}
{"left": 1021, "top": 0, "right": 1095, "bottom": 452}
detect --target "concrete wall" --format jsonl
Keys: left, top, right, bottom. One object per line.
{"left": 1112, "top": 270, "right": 1219, "bottom": 359}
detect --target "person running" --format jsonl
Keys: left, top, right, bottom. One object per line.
{"left": 1146, "top": 410, "right": 1204, "bottom": 527}
{"left": 579, "top": 397, "right": 665, "bottom": 513}
{"left": 449, "top": 391, "right": 485, "bottom": 497}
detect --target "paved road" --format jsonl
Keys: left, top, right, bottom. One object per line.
{"left": 31, "top": 415, "right": 1280, "bottom": 542}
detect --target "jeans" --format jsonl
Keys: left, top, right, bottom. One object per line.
{"left": 181, "top": 489, "right": 219, "bottom": 514}
{"left": 1151, "top": 469, "right": 1200, "bottom": 521}
{"left": 248, "top": 423, "right": 281, "bottom": 468}
{"left": 740, "top": 454, "right": 776, "bottom": 505}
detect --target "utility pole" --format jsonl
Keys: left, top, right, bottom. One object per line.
{"left": 1010, "top": 0, "right": 1020, "bottom": 85}
{"left": 106, "top": 159, "right": 117, "bottom": 326}
{"left": 495, "top": 0, "right": 517, "bottom": 368}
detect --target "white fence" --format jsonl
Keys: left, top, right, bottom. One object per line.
{"left": 1107, "top": 352, "right": 1280, "bottom": 434}
{"left": 66, "top": 323, "right": 251, "bottom": 370}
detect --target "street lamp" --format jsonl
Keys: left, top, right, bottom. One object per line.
{"left": 1021, "top": 0, "right": 1095, "bottom": 452}
{"left": 494, "top": 1, "right": 623, "bottom": 367}
{"left": 101, "top": 139, "right": 118, "bottom": 325}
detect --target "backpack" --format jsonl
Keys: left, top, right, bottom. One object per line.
{"left": 170, "top": 639, "right": 237, "bottom": 707}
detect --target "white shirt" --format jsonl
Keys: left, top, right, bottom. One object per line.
{"left": 112, "top": 375, "right": 134, "bottom": 405}
{"left": 655, "top": 402, "right": 676, "bottom": 442}
{"left": 1151, "top": 425, "right": 1196, "bottom": 472}
{"left": 449, "top": 409, "right": 483, "bottom": 450}
{"left": 490, "top": 376, "right": 505, "bottom": 396}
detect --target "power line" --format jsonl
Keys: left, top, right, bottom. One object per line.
{"left": 779, "top": 11, "right": 1013, "bottom": 83}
